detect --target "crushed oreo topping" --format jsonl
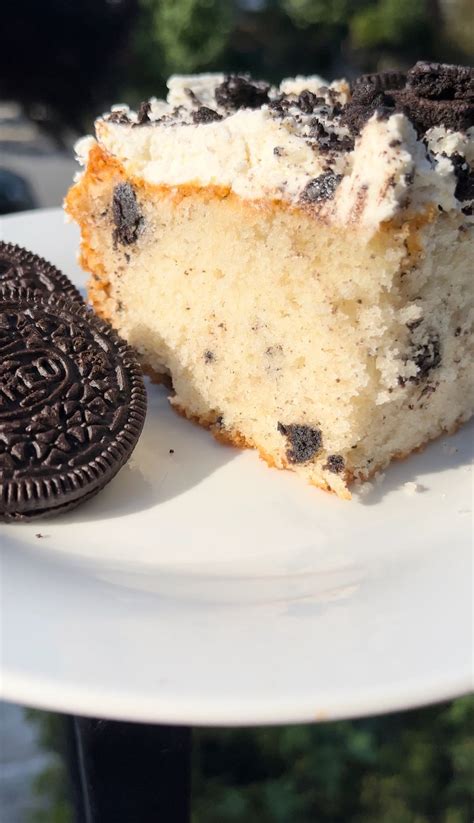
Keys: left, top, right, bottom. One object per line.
{"left": 307, "top": 119, "right": 354, "bottom": 153}
{"left": 277, "top": 423, "right": 322, "bottom": 464}
{"left": 112, "top": 183, "right": 144, "bottom": 246}
{"left": 204, "top": 350, "right": 215, "bottom": 362}
{"left": 192, "top": 106, "right": 223, "bottom": 124}
{"left": 342, "top": 62, "right": 474, "bottom": 136}
{"left": 296, "top": 90, "right": 325, "bottom": 113}
{"left": 215, "top": 74, "right": 270, "bottom": 110}
{"left": 268, "top": 96, "right": 293, "bottom": 117}
{"left": 324, "top": 454, "right": 345, "bottom": 474}
{"left": 136, "top": 101, "right": 151, "bottom": 125}
{"left": 300, "top": 172, "right": 342, "bottom": 204}
{"left": 106, "top": 109, "right": 131, "bottom": 125}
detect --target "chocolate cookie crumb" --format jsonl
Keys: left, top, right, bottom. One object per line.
{"left": 400, "top": 331, "right": 442, "bottom": 385}
{"left": 215, "top": 75, "right": 270, "bottom": 110}
{"left": 106, "top": 109, "right": 131, "bottom": 125}
{"left": 112, "top": 183, "right": 144, "bottom": 246}
{"left": 296, "top": 90, "right": 324, "bottom": 113}
{"left": 136, "top": 101, "right": 151, "bottom": 125}
{"left": 412, "top": 335, "right": 441, "bottom": 381}
{"left": 300, "top": 173, "right": 342, "bottom": 204}
{"left": 277, "top": 423, "right": 322, "bottom": 464}
{"left": 192, "top": 106, "right": 223, "bottom": 124}
{"left": 204, "top": 350, "right": 215, "bottom": 362}
{"left": 324, "top": 454, "right": 345, "bottom": 474}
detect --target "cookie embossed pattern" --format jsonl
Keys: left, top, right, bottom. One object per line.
{"left": 0, "top": 289, "right": 147, "bottom": 521}
{"left": 0, "top": 243, "right": 83, "bottom": 301}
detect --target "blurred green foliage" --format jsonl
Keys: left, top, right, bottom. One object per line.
{"left": 2, "top": 0, "right": 472, "bottom": 135}
{"left": 350, "top": 0, "right": 430, "bottom": 50}
{"left": 26, "top": 697, "right": 474, "bottom": 822}
{"left": 127, "top": 0, "right": 473, "bottom": 102}
{"left": 192, "top": 698, "right": 474, "bottom": 822}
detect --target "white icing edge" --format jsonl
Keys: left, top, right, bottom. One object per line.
{"left": 73, "top": 74, "right": 474, "bottom": 232}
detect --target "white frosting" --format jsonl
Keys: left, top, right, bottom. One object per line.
{"left": 74, "top": 73, "right": 474, "bottom": 232}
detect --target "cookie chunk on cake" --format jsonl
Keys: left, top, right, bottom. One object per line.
{"left": 65, "top": 62, "right": 474, "bottom": 498}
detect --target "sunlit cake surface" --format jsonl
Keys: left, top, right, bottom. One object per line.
{"left": 65, "top": 63, "right": 474, "bottom": 498}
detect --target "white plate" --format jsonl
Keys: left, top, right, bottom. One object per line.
{"left": 0, "top": 208, "right": 472, "bottom": 726}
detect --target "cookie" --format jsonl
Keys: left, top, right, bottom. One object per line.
{"left": 0, "top": 242, "right": 83, "bottom": 302}
{"left": 0, "top": 288, "right": 147, "bottom": 521}
{"left": 343, "top": 63, "right": 474, "bottom": 135}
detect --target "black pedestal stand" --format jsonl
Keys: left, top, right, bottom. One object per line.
{"left": 65, "top": 716, "right": 192, "bottom": 823}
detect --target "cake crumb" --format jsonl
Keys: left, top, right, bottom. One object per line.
{"left": 403, "top": 481, "right": 420, "bottom": 495}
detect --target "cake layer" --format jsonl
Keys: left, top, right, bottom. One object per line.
{"left": 66, "top": 139, "right": 474, "bottom": 497}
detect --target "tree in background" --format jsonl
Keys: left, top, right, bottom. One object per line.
{"left": 128, "top": 0, "right": 473, "bottom": 99}
{"left": 0, "top": 0, "right": 472, "bottom": 139}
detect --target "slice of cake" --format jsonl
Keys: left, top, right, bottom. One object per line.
{"left": 65, "top": 62, "right": 474, "bottom": 498}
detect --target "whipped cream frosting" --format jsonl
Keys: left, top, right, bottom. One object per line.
{"left": 74, "top": 65, "right": 474, "bottom": 233}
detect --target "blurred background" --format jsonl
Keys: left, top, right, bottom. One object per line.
{"left": 1, "top": 1, "right": 473, "bottom": 821}
{"left": 0, "top": 0, "right": 473, "bottom": 212}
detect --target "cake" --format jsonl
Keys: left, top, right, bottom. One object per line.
{"left": 65, "top": 62, "right": 474, "bottom": 498}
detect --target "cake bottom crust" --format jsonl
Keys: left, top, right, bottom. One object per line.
{"left": 145, "top": 363, "right": 469, "bottom": 500}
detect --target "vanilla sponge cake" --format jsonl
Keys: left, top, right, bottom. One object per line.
{"left": 66, "top": 62, "right": 474, "bottom": 498}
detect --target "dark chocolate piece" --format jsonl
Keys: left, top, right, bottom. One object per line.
{"left": 0, "top": 289, "right": 146, "bottom": 521}
{"left": 112, "top": 182, "right": 144, "bottom": 246}
{"left": 215, "top": 75, "right": 270, "bottom": 110}
{"left": 277, "top": 423, "right": 322, "bottom": 464}
{"left": 0, "top": 243, "right": 82, "bottom": 302}
{"left": 324, "top": 454, "right": 345, "bottom": 474}
{"left": 300, "top": 172, "right": 342, "bottom": 204}
{"left": 192, "top": 106, "right": 223, "bottom": 124}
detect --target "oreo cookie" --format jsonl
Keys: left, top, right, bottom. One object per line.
{"left": 0, "top": 289, "right": 147, "bottom": 521}
{"left": 343, "top": 62, "right": 474, "bottom": 135}
{"left": 0, "top": 242, "right": 82, "bottom": 302}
